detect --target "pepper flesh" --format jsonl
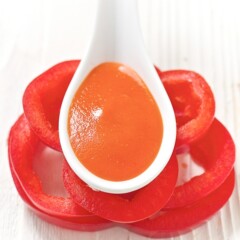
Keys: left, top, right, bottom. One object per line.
{"left": 8, "top": 115, "right": 111, "bottom": 230}
{"left": 63, "top": 155, "right": 178, "bottom": 223}
{"left": 159, "top": 70, "right": 215, "bottom": 151}
{"left": 129, "top": 170, "right": 235, "bottom": 238}
{"left": 164, "top": 118, "right": 235, "bottom": 209}
{"left": 23, "top": 61, "right": 80, "bottom": 151}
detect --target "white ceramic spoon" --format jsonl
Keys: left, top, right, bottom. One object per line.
{"left": 59, "top": 0, "right": 176, "bottom": 194}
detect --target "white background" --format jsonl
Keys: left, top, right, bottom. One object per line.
{"left": 0, "top": 0, "right": 240, "bottom": 239}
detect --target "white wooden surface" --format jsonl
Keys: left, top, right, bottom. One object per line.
{"left": 0, "top": 0, "right": 240, "bottom": 239}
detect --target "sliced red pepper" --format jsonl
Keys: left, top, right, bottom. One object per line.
{"left": 8, "top": 115, "right": 111, "bottom": 231}
{"left": 23, "top": 60, "right": 80, "bottom": 151}
{"left": 62, "top": 155, "right": 178, "bottom": 223}
{"left": 9, "top": 157, "right": 32, "bottom": 205}
{"left": 164, "top": 118, "right": 235, "bottom": 209}
{"left": 10, "top": 161, "right": 111, "bottom": 231}
{"left": 158, "top": 70, "right": 215, "bottom": 151}
{"left": 129, "top": 170, "right": 235, "bottom": 238}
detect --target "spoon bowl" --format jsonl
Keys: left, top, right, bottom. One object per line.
{"left": 59, "top": 0, "right": 176, "bottom": 194}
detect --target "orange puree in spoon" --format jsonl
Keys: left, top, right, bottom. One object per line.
{"left": 68, "top": 63, "right": 163, "bottom": 181}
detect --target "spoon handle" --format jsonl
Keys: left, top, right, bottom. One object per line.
{"left": 87, "top": 0, "right": 147, "bottom": 63}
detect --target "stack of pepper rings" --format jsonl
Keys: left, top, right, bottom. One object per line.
{"left": 8, "top": 61, "right": 235, "bottom": 238}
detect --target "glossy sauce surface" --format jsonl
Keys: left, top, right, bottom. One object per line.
{"left": 68, "top": 63, "right": 163, "bottom": 181}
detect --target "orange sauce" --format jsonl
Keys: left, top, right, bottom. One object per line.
{"left": 68, "top": 63, "right": 163, "bottom": 181}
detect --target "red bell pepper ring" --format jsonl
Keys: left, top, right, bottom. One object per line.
{"left": 23, "top": 60, "right": 80, "bottom": 151}
{"left": 164, "top": 118, "right": 235, "bottom": 209}
{"left": 129, "top": 170, "right": 235, "bottom": 238}
{"left": 10, "top": 160, "right": 111, "bottom": 231}
{"left": 8, "top": 115, "right": 111, "bottom": 231}
{"left": 158, "top": 70, "right": 215, "bottom": 151}
{"left": 62, "top": 155, "right": 178, "bottom": 223}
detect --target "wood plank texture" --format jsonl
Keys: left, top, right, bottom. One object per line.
{"left": 0, "top": 0, "right": 239, "bottom": 239}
